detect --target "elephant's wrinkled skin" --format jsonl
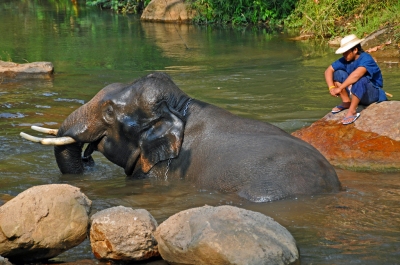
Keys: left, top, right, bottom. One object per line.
{"left": 54, "top": 72, "right": 341, "bottom": 202}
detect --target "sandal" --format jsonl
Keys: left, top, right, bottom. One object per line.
{"left": 331, "top": 105, "right": 347, "bottom": 114}
{"left": 342, "top": 113, "right": 360, "bottom": 125}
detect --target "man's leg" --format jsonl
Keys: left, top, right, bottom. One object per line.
{"left": 331, "top": 70, "right": 351, "bottom": 112}
{"left": 345, "top": 76, "right": 379, "bottom": 117}
{"left": 341, "top": 77, "right": 377, "bottom": 124}
{"left": 344, "top": 94, "right": 360, "bottom": 118}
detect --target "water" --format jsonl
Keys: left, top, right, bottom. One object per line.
{"left": 1, "top": 1, "right": 400, "bottom": 264}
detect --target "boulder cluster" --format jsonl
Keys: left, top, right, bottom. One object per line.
{"left": 0, "top": 184, "right": 299, "bottom": 264}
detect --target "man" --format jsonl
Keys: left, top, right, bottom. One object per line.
{"left": 324, "top": 34, "right": 387, "bottom": 125}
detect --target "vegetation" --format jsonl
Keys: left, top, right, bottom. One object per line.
{"left": 285, "top": 0, "right": 400, "bottom": 40}
{"left": 188, "top": 0, "right": 295, "bottom": 26}
{"left": 86, "top": 0, "right": 151, "bottom": 14}
{"left": 83, "top": 0, "right": 400, "bottom": 41}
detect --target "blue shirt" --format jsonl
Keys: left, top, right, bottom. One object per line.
{"left": 331, "top": 52, "right": 383, "bottom": 88}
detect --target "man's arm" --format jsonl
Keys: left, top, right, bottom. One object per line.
{"left": 339, "top": 66, "right": 367, "bottom": 90}
{"left": 329, "top": 66, "right": 367, "bottom": 96}
{"left": 324, "top": 65, "right": 335, "bottom": 89}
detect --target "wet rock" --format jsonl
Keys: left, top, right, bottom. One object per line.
{"left": 292, "top": 101, "right": 400, "bottom": 171}
{"left": 0, "top": 113, "right": 25, "bottom": 119}
{"left": 90, "top": 206, "right": 159, "bottom": 261}
{"left": 0, "top": 60, "right": 54, "bottom": 79}
{"left": 155, "top": 205, "right": 299, "bottom": 265}
{"left": 0, "top": 256, "right": 12, "bottom": 265}
{"left": 0, "top": 184, "right": 92, "bottom": 263}
{"left": 141, "top": 0, "right": 197, "bottom": 22}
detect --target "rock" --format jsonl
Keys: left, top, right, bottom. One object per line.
{"left": 0, "top": 256, "right": 12, "bottom": 265}
{"left": 0, "top": 60, "right": 54, "bottom": 79}
{"left": 155, "top": 205, "right": 299, "bottom": 265}
{"left": 0, "top": 184, "right": 92, "bottom": 263}
{"left": 90, "top": 206, "right": 159, "bottom": 261}
{"left": 141, "top": 0, "right": 197, "bottom": 22}
{"left": 292, "top": 101, "right": 400, "bottom": 171}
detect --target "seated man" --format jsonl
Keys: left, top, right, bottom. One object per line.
{"left": 324, "top": 34, "right": 387, "bottom": 125}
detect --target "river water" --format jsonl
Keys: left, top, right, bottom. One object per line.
{"left": 1, "top": 1, "right": 399, "bottom": 264}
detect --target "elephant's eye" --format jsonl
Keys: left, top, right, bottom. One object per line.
{"left": 103, "top": 105, "right": 114, "bottom": 123}
{"left": 106, "top": 106, "right": 113, "bottom": 115}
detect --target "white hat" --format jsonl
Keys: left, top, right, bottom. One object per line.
{"left": 335, "top": 34, "right": 365, "bottom": 54}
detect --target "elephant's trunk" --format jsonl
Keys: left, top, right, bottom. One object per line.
{"left": 54, "top": 104, "right": 99, "bottom": 174}
{"left": 54, "top": 143, "right": 84, "bottom": 174}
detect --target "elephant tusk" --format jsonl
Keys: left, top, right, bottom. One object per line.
{"left": 20, "top": 132, "right": 76, "bottom": 145}
{"left": 31, "top": 125, "right": 59, "bottom": 136}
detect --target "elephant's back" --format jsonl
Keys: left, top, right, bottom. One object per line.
{"left": 183, "top": 100, "right": 341, "bottom": 202}
{"left": 187, "top": 100, "right": 286, "bottom": 135}
{"left": 184, "top": 128, "right": 341, "bottom": 202}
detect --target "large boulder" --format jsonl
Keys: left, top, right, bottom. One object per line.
{"left": 90, "top": 206, "right": 159, "bottom": 261}
{"left": 155, "top": 205, "right": 299, "bottom": 265}
{"left": 0, "top": 184, "right": 92, "bottom": 263}
{"left": 0, "top": 60, "right": 54, "bottom": 79}
{"left": 141, "top": 0, "right": 197, "bottom": 22}
{"left": 292, "top": 101, "right": 400, "bottom": 171}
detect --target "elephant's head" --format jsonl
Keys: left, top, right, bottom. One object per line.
{"left": 26, "top": 73, "right": 192, "bottom": 176}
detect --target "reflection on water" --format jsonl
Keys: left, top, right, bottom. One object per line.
{"left": 1, "top": 0, "right": 400, "bottom": 264}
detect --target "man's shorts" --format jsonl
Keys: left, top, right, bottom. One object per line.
{"left": 333, "top": 70, "right": 379, "bottom": 105}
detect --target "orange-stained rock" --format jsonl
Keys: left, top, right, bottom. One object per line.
{"left": 141, "top": 0, "right": 197, "bottom": 22}
{"left": 292, "top": 101, "right": 400, "bottom": 171}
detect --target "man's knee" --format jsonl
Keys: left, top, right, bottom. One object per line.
{"left": 333, "top": 70, "right": 349, "bottom": 83}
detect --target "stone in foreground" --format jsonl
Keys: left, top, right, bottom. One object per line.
{"left": 292, "top": 101, "right": 400, "bottom": 171}
{"left": 155, "top": 205, "right": 299, "bottom": 265}
{"left": 0, "top": 60, "right": 54, "bottom": 79}
{"left": 90, "top": 206, "right": 159, "bottom": 261}
{"left": 0, "top": 184, "right": 92, "bottom": 263}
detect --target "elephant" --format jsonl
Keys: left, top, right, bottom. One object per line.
{"left": 21, "top": 72, "right": 341, "bottom": 202}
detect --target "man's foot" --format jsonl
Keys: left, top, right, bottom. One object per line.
{"left": 331, "top": 104, "right": 349, "bottom": 114}
{"left": 342, "top": 113, "right": 361, "bottom": 125}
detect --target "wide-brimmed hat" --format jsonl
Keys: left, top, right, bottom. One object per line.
{"left": 335, "top": 34, "right": 365, "bottom": 54}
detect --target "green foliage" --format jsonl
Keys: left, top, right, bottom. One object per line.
{"left": 285, "top": 0, "right": 400, "bottom": 39}
{"left": 188, "top": 0, "right": 296, "bottom": 26}
{"left": 0, "top": 51, "right": 12, "bottom": 62}
{"left": 86, "top": 0, "right": 151, "bottom": 14}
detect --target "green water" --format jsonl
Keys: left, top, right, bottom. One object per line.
{"left": 1, "top": 0, "right": 400, "bottom": 264}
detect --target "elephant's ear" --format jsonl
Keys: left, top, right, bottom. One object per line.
{"left": 138, "top": 102, "right": 184, "bottom": 173}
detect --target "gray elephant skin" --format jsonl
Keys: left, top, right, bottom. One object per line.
{"left": 53, "top": 72, "right": 341, "bottom": 202}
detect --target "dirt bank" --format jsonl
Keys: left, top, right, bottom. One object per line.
{"left": 328, "top": 26, "right": 400, "bottom": 65}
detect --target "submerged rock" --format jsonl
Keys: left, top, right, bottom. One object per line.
{"left": 0, "top": 184, "right": 92, "bottom": 263}
{"left": 141, "top": 0, "right": 197, "bottom": 22}
{"left": 90, "top": 206, "right": 159, "bottom": 261}
{"left": 0, "top": 60, "right": 54, "bottom": 79}
{"left": 292, "top": 101, "right": 400, "bottom": 171}
{"left": 155, "top": 205, "right": 299, "bottom": 265}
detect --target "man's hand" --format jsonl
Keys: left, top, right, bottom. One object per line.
{"left": 329, "top": 87, "right": 341, "bottom": 97}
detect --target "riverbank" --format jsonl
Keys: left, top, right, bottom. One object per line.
{"left": 136, "top": 0, "right": 400, "bottom": 61}
{"left": 328, "top": 26, "right": 399, "bottom": 63}
{"left": 93, "top": 0, "right": 400, "bottom": 44}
